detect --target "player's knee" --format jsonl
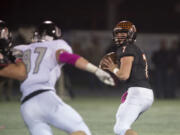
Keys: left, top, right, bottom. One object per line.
{"left": 113, "top": 123, "right": 129, "bottom": 135}
{"left": 70, "top": 131, "right": 87, "bottom": 135}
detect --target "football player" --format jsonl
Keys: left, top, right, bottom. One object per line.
{"left": 0, "top": 20, "right": 26, "bottom": 81}
{"left": 101, "top": 21, "right": 154, "bottom": 135}
{"left": 11, "top": 20, "right": 114, "bottom": 135}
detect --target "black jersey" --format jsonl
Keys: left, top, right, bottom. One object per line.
{"left": 115, "top": 43, "right": 151, "bottom": 89}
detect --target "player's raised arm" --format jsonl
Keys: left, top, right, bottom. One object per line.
{"left": 56, "top": 49, "right": 115, "bottom": 86}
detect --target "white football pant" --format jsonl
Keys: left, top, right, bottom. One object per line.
{"left": 114, "top": 87, "right": 154, "bottom": 135}
{"left": 20, "top": 91, "right": 91, "bottom": 135}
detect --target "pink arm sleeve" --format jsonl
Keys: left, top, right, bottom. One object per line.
{"left": 58, "top": 52, "right": 81, "bottom": 65}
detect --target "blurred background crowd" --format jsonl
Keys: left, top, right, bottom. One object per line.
{"left": 0, "top": 0, "right": 180, "bottom": 101}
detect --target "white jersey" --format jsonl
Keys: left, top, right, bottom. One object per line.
{"left": 14, "top": 39, "right": 72, "bottom": 99}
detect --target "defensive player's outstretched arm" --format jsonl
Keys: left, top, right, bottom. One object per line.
{"left": 56, "top": 50, "right": 115, "bottom": 86}
{"left": 0, "top": 62, "right": 27, "bottom": 81}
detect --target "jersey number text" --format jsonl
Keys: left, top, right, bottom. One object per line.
{"left": 23, "top": 47, "right": 47, "bottom": 74}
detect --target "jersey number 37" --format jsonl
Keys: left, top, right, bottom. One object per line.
{"left": 23, "top": 47, "right": 47, "bottom": 74}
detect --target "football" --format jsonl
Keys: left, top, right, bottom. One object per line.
{"left": 99, "top": 52, "right": 117, "bottom": 70}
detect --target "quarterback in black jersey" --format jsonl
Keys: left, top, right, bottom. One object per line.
{"left": 102, "top": 21, "right": 154, "bottom": 135}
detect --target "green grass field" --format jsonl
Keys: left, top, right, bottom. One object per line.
{"left": 0, "top": 97, "right": 180, "bottom": 135}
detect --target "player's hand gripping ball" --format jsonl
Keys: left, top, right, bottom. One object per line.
{"left": 99, "top": 52, "right": 117, "bottom": 69}
{"left": 99, "top": 52, "right": 119, "bottom": 86}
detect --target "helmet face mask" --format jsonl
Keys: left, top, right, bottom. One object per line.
{"left": 36, "top": 20, "right": 62, "bottom": 42}
{"left": 113, "top": 30, "right": 128, "bottom": 45}
{"left": 113, "top": 20, "right": 136, "bottom": 45}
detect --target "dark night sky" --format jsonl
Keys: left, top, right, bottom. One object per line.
{"left": 0, "top": 0, "right": 180, "bottom": 33}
